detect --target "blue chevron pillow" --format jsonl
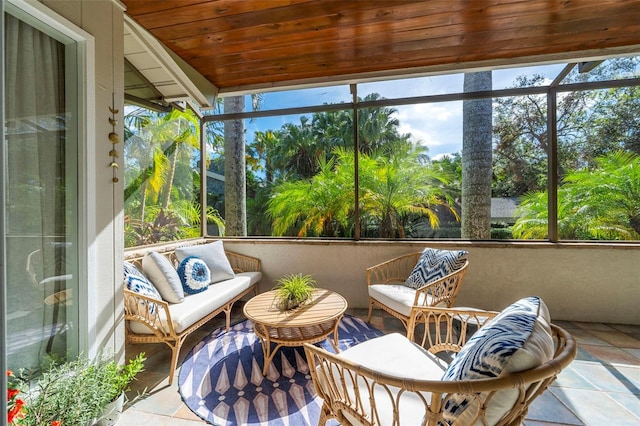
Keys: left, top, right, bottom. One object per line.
{"left": 404, "top": 248, "right": 468, "bottom": 289}
{"left": 440, "top": 296, "right": 554, "bottom": 425}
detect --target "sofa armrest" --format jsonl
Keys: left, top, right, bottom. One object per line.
{"left": 366, "top": 252, "right": 421, "bottom": 286}
{"left": 123, "top": 289, "right": 177, "bottom": 338}
{"left": 225, "top": 250, "right": 261, "bottom": 273}
{"left": 408, "top": 306, "right": 498, "bottom": 353}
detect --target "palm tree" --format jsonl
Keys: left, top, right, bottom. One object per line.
{"left": 157, "top": 109, "right": 200, "bottom": 210}
{"left": 513, "top": 151, "right": 640, "bottom": 240}
{"left": 564, "top": 151, "right": 640, "bottom": 239}
{"left": 357, "top": 94, "right": 410, "bottom": 155}
{"left": 224, "top": 96, "right": 247, "bottom": 236}
{"left": 267, "top": 154, "right": 353, "bottom": 237}
{"left": 271, "top": 116, "right": 322, "bottom": 179}
{"left": 359, "top": 147, "right": 457, "bottom": 238}
{"left": 461, "top": 71, "right": 493, "bottom": 239}
{"left": 123, "top": 107, "right": 213, "bottom": 246}
{"left": 267, "top": 147, "right": 457, "bottom": 238}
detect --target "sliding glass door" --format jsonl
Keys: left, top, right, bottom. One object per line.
{"left": 3, "top": 6, "right": 80, "bottom": 372}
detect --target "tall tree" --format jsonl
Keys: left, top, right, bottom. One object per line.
{"left": 224, "top": 96, "right": 247, "bottom": 236}
{"left": 461, "top": 71, "right": 493, "bottom": 239}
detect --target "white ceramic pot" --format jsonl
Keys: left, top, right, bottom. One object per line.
{"left": 96, "top": 392, "right": 125, "bottom": 426}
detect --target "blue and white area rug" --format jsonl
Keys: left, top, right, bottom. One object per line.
{"left": 178, "top": 315, "right": 384, "bottom": 425}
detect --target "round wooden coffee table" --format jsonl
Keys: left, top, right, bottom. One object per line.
{"left": 243, "top": 288, "right": 347, "bottom": 375}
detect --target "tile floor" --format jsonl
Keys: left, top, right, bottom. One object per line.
{"left": 119, "top": 306, "right": 640, "bottom": 426}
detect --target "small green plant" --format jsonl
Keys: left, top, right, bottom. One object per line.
{"left": 104, "top": 352, "right": 146, "bottom": 402}
{"left": 273, "top": 273, "right": 316, "bottom": 311}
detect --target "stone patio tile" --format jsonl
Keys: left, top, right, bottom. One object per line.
{"left": 550, "top": 388, "right": 640, "bottom": 426}
{"left": 526, "top": 390, "right": 583, "bottom": 425}
{"left": 550, "top": 364, "right": 599, "bottom": 391}
{"left": 569, "top": 362, "right": 640, "bottom": 394}
{"left": 607, "top": 392, "right": 640, "bottom": 418}
{"left": 608, "top": 324, "right": 640, "bottom": 334}
{"left": 570, "top": 322, "right": 618, "bottom": 332}
{"left": 578, "top": 344, "right": 640, "bottom": 366}
{"left": 568, "top": 328, "right": 612, "bottom": 346}
{"left": 587, "top": 330, "right": 640, "bottom": 349}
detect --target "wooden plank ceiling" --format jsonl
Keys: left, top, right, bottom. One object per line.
{"left": 122, "top": 0, "right": 640, "bottom": 95}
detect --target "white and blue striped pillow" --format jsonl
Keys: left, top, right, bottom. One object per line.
{"left": 124, "top": 261, "right": 146, "bottom": 282}
{"left": 404, "top": 248, "right": 468, "bottom": 289}
{"left": 440, "top": 296, "right": 553, "bottom": 425}
{"left": 125, "top": 275, "right": 162, "bottom": 314}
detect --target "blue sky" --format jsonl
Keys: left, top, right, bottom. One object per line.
{"left": 242, "top": 62, "right": 567, "bottom": 160}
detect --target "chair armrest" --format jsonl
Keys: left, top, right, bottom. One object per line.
{"left": 225, "top": 250, "right": 261, "bottom": 273}
{"left": 366, "top": 252, "right": 421, "bottom": 286}
{"left": 407, "top": 306, "right": 498, "bottom": 353}
{"left": 123, "top": 289, "right": 176, "bottom": 338}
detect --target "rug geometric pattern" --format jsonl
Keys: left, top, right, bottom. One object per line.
{"left": 178, "top": 315, "right": 384, "bottom": 425}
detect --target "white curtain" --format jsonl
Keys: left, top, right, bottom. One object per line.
{"left": 4, "top": 13, "right": 73, "bottom": 370}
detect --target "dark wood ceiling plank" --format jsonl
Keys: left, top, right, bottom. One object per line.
{"left": 129, "top": 0, "right": 317, "bottom": 30}
{"left": 161, "top": 0, "right": 632, "bottom": 66}
{"left": 124, "top": 0, "right": 212, "bottom": 17}
{"left": 139, "top": 0, "right": 418, "bottom": 38}
{"left": 208, "top": 28, "right": 640, "bottom": 89}
{"left": 120, "top": 0, "right": 640, "bottom": 91}
{"left": 186, "top": 11, "right": 640, "bottom": 74}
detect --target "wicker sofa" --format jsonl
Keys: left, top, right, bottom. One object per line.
{"left": 123, "top": 240, "right": 261, "bottom": 384}
{"left": 305, "top": 297, "right": 576, "bottom": 426}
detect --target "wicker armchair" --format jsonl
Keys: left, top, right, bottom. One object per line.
{"left": 366, "top": 251, "right": 469, "bottom": 332}
{"left": 304, "top": 305, "right": 577, "bottom": 426}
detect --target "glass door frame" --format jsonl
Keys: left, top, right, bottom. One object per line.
{"left": 2, "top": 0, "right": 96, "bottom": 386}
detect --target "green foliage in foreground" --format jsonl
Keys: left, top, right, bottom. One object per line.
{"left": 513, "top": 151, "right": 640, "bottom": 240}
{"left": 17, "top": 353, "right": 145, "bottom": 426}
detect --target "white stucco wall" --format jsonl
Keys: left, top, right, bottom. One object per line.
{"left": 223, "top": 240, "right": 640, "bottom": 325}
{"left": 41, "top": 0, "right": 125, "bottom": 359}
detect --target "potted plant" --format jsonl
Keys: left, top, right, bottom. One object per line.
{"left": 273, "top": 273, "right": 316, "bottom": 311}
{"left": 17, "top": 356, "right": 112, "bottom": 426}
{"left": 97, "top": 352, "right": 146, "bottom": 426}
{"left": 12, "top": 352, "right": 145, "bottom": 426}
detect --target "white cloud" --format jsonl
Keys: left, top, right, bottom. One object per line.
{"left": 393, "top": 103, "right": 463, "bottom": 157}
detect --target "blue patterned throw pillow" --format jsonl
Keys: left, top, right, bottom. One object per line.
{"left": 125, "top": 275, "right": 162, "bottom": 314}
{"left": 124, "top": 261, "right": 146, "bottom": 281}
{"left": 440, "top": 296, "right": 553, "bottom": 425}
{"left": 177, "top": 256, "right": 211, "bottom": 294}
{"left": 404, "top": 248, "right": 468, "bottom": 289}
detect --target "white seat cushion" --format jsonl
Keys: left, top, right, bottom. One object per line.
{"left": 129, "top": 275, "right": 254, "bottom": 335}
{"left": 368, "top": 284, "right": 444, "bottom": 317}
{"left": 320, "top": 333, "right": 446, "bottom": 426}
{"left": 238, "top": 271, "right": 262, "bottom": 286}
{"left": 341, "top": 332, "right": 448, "bottom": 379}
